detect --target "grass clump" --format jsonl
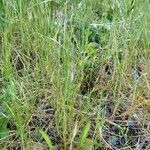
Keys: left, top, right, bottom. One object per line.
{"left": 0, "top": 0, "right": 150, "bottom": 149}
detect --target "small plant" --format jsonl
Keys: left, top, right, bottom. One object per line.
{"left": 85, "top": 42, "right": 100, "bottom": 57}
{"left": 77, "top": 122, "right": 91, "bottom": 149}
{"left": 0, "top": 82, "right": 16, "bottom": 139}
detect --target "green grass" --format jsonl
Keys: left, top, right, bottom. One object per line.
{"left": 0, "top": 0, "right": 150, "bottom": 149}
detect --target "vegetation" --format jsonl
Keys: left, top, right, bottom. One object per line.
{"left": 0, "top": 0, "right": 150, "bottom": 149}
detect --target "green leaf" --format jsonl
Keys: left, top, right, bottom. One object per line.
{"left": 78, "top": 122, "right": 91, "bottom": 148}
{"left": 39, "top": 130, "right": 54, "bottom": 150}
{"left": 0, "top": 118, "right": 9, "bottom": 140}
{"left": 85, "top": 42, "right": 100, "bottom": 56}
{"left": 2, "top": 82, "right": 16, "bottom": 102}
{"left": 0, "top": 127, "right": 9, "bottom": 140}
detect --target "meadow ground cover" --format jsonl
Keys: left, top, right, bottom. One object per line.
{"left": 0, "top": 0, "right": 150, "bottom": 149}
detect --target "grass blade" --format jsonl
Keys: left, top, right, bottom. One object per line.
{"left": 78, "top": 122, "right": 91, "bottom": 148}
{"left": 39, "top": 130, "right": 54, "bottom": 150}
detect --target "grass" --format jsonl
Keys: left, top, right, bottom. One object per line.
{"left": 0, "top": 0, "right": 150, "bottom": 149}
